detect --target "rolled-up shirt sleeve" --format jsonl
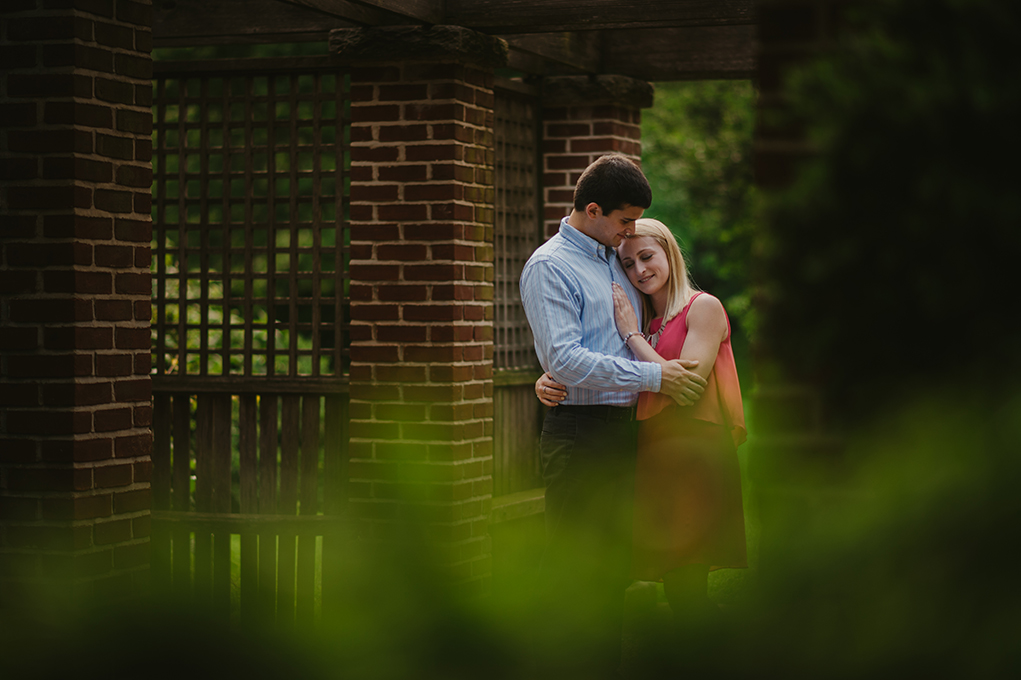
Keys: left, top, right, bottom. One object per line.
{"left": 521, "top": 256, "right": 661, "bottom": 394}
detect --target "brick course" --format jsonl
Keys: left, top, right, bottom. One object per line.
{"left": 0, "top": 0, "right": 153, "bottom": 602}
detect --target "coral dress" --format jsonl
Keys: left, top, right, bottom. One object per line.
{"left": 631, "top": 293, "right": 748, "bottom": 579}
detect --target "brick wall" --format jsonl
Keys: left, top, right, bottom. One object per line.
{"left": 0, "top": 0, "right": 153, "bottom": 602}
{"left": 540, "top": 75, "right": 653, "bottom": 239}
{"left": 345, "top": 58, "right": 496, "bottom": 590}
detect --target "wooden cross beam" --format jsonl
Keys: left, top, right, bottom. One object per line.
{"left": 153, "top": 0, "right": 758, "bottom": 81}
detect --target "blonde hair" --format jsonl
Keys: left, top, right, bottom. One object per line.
{"left": 628, "top": 218, "right": 699, "bottom": 332}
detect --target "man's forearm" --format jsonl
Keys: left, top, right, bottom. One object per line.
{"left": 546, "top": 344, "right": 661, "bottom": 394}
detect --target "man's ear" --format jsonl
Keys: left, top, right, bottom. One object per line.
{"left": 584, "top": 202, "right": 602, "bottom": 219}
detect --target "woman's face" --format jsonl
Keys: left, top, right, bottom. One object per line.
{"left": 618, "top": 235, "right": 669, "bottom": 297}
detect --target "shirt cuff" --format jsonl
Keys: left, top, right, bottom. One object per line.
{"left": 640, "top": 362, "right": 661, "bottom": 393}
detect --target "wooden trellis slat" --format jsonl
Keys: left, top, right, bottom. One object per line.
{"left": 198, "top": 78, "right": 212, "bottom": 377}
{"left": 211, "top": 395, "right": 232, "bottom": 620}
{"left": 193, "top": 394, "right": 214, "bottom": 605}
{"left": 258, "top": 393, "right": 279, "bottom": 621}
{"left": 297, "top": 394, "right": 320, "bottom": 624}
{"left": 288, "top": 77, "right": 301, "bottom": 377}
{"left": 321, "top": 395, "right": 348, "bottom": 613}
{"left": 276, "top": 394, "right": 301, "bottom": 623}
{"left": 238, "top": 394, "right": 258, "bottom": 622}
{"left": 171, "top": 394, "right": 191, "bottom": 597}
{"left": 243, "top": 76, "right": 257, "bottom": 377}
{"left": 266, "top": 76, "right": 279, "bottom": 376}
{"left": 152, "top": 394, "right": 172, "bottom": 589}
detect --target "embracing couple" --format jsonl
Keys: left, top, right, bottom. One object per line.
{"left": 520, "top": 154, "right": 747, "bottom": 678}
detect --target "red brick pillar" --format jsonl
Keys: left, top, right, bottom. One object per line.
{"left": 540, "top": 75, "right": 654, "bottom": 238}
{"left": 0, "top": 1, "right": 153, "bottom": 604}
{"left": 330, "top": 26, "right": 506, "bottom": 591}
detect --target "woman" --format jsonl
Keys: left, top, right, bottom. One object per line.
{"left": 536, "top": 218, "right": 747, "bottom": 621}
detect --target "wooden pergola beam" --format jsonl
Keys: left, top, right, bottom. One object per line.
{"left": 153, "top": 0, "right": 758, "bottom": 82}
{"left": 605, "top": 24, "right": 758, "bottom": 81}
{"left": 154, "top": 0, "right": 359, "bottom": 46}
{"left": 504, "top": 32, "right": 601, "bottom": 75}
{"left": 343, "top": 0, "right": 444, "bottom": 24}
{"left": 443, "top": 0, "right": 755, "bottom": 34}
{"left": 277, "top": 0, "right": 756, "bottom": 33}
{"left": 278, "top": 0, "right": 413, "bottom": 26}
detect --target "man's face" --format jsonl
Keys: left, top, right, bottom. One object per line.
{"left": 586, "top": 203, "right": 644, "bottom": 247}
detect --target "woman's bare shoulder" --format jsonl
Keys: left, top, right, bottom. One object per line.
{"left": 690, "top": 292, "right": 725, "bottom": 316}
{"left": 686, "top": 293, "right": 728, "bottom": 334}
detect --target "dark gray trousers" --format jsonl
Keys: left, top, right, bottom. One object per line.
{"left": 532, "top": 405, "right": 638, "bottom": 679}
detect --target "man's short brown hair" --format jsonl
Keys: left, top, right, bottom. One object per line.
{"left": 573, "top": 154, "right": 652, "bottom": 213}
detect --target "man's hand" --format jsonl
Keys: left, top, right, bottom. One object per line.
{"left": 535, "top": 372, "right": 567, "bottom": 408}
{"left": 659, "top": 359, "right": 707, "bottom": 406}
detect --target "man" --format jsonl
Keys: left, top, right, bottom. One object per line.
{"left": 520, "top": 154, "right": 706, "bottom": 677}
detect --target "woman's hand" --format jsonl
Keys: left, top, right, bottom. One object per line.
{"left": 612, "top": 282, "right": 640, "bottom": 341}
{"left": 535, "top": 372, "right": 567, "bottom": 407}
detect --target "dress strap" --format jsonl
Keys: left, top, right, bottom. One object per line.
{"left": 682, "top": 291, "right": 705, "bottom": 317}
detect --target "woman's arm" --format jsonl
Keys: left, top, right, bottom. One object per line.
{"left": 612, "top": 283, "right": 727, "bottom": 380}
{"left": 611, "top": 283, "right": 708, "bottom": 405}
{"left": 674, "top": 294, "right": 729, "bottom": 381}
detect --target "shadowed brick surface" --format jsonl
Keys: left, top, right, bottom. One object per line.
{"left": 0, "top": 0, "right": 153, "bottom": 603}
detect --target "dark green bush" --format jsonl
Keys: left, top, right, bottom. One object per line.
{"left": 759, "top": 0, "right": 1021, "bottom": 423}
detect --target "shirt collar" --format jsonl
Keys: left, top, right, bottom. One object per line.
{"left": 559, "top": 217, "right": 614, "bottom": 262}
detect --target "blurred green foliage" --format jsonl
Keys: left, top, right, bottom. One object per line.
{"left": 9, "top": 394, "right": 1018, "bottom": 677}
{"left": 759, "top": 0, "right": 1021, "bottom": 423}
{"left": 641, "top": 80, "right": 759, "bottom": 376}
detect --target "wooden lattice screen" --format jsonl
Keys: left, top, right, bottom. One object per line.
{"left": 493, "top": 81, "right": 544, "bottom": 497}
{"left": 149, "top": 58, "right": 351, "bottom": 624}
{"left": 151, "top": 62, "right": 349, "bottom": 380}
{"left": 494, "top": 82, "right": 541, "bottom": 373}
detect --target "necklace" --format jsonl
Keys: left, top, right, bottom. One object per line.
{"left": 648, "top": 321, "right": 666, "bottom": 349}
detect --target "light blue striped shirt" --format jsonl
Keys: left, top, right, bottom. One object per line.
{"left": 520, "top": 217, "right": 662, "bottom": 406}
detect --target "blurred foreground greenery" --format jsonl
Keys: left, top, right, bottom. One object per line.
{"left": 3, "top": 395, "right": 1018, "bottom": 677}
